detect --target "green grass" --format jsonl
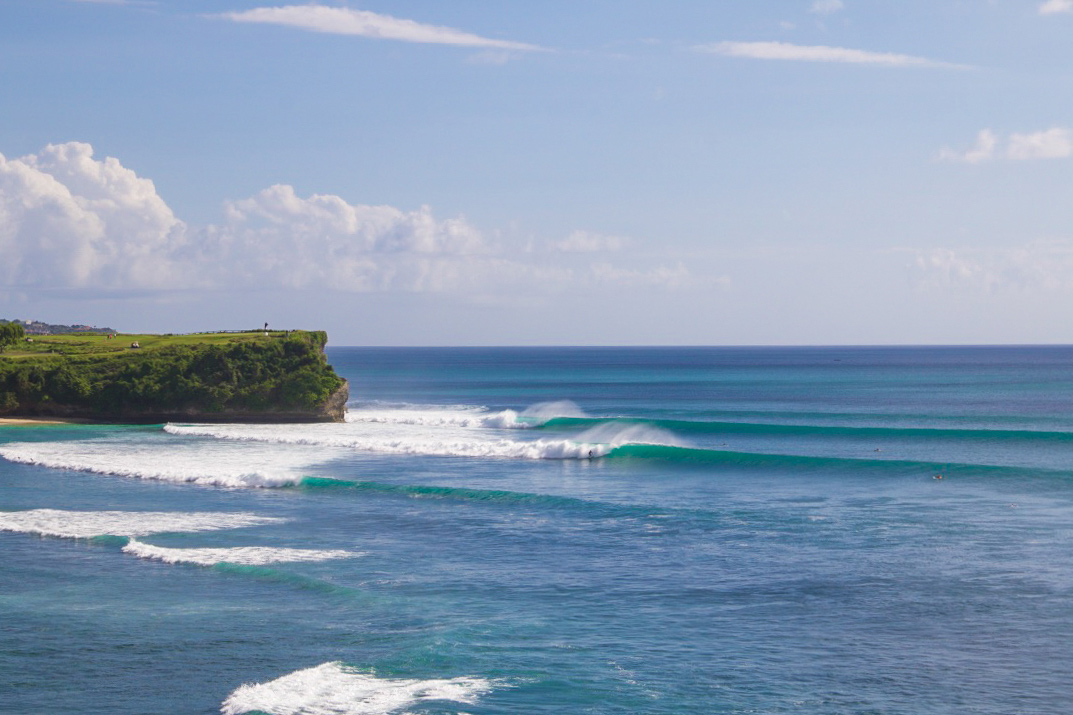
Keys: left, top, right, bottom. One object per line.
{"left": 7, "top": 331, "right": 292, "bottom": 359}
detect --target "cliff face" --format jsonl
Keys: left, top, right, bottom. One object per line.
{"left": 0, "top": 331, "right": 348, "bottom": 424}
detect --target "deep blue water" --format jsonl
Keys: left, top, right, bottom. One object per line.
{"left": 3, "top": 346, "right": 1073, "bottom": 714}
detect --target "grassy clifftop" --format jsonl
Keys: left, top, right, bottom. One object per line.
{"left": 0, "top": 330, "right": 348, "bottom": 423}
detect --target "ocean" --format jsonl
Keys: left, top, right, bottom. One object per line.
{"left": 2, "top": 346, "right": 1073, "bottom": 714}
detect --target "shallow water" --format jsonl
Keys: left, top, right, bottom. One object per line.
{"left": 2, "top": 346, "right": 1073, "bottom": 714}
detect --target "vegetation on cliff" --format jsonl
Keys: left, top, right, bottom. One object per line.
{"left": 0, "top": 323, "right": 25, "bottom": 353}
{"left": 0, "top": 330, "right": 346, "bottom": 421}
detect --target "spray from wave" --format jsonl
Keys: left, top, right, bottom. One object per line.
{"left": 344, "top": 400, "right": 586, "bottom": 429}
{"left": 221, "top": 661, "right": 495, "bottom": 715}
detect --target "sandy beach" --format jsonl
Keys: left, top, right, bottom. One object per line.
{"left": 0, "top": 417, "right": 87, "bottom": 426}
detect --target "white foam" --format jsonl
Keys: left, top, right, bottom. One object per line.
{"left": 221, "top": 661, "right": 494, "bottom": 715}
{"left": 0, "top": 509, "right": 283, "bottom": 539}
{"left": 165, "top": 423, "right": 620, "bottom": 459}
{"left": 123, "top": 539, "right": 355, "bottom": 566}
{"left": 0, "top": 439, "right": 321, "bottom": 488}
{"left": 165, "top": 410, "right": 674, "bottom": 461}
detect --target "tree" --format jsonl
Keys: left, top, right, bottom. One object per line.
{"left": 0, "top": 323, "right": 26, "bottom": 353}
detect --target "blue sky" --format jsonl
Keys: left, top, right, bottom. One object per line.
{"left": 2, "top": 0, "right": 1073, "bottom": 345}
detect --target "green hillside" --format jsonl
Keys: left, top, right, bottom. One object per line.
{"left": 0, "top": 330, "right": 348, "bottom": 422}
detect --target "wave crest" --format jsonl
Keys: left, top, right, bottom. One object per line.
{"left": 221, "top": 661, "right": 495, "bottom": 715}
{"left": 164, "top": 422, "right": 673, "bottom": 460}
{"left": 0, "top": 442, "right": 312, "bottom": 488}
{"left": 122, "top": 539, "right": 355, "bottom": 566}
{"left": 0, "top": 509, "right": 283, "bottom": 539}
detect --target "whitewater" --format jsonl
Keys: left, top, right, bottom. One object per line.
{"left": 3, "top": 345, "right": 1073, "bottom": 714}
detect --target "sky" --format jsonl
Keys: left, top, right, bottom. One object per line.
{"left": 2, "top": 0, "right": 1073, "bottom": 345}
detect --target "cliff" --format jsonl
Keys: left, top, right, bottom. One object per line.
{"left": 0, "top": 330, "right": 348, "bottom": 423}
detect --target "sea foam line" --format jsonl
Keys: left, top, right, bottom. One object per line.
{"left": 123, "top": 539, "right": 356, "bottom": 566}
{"left": 0, "top": 509, "right": 284, "bottom": 539}
{"left": 221, "top": 661, "right": 495, "bottom": 715}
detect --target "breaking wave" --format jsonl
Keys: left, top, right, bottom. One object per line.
{"left": 165, "top": 414, "right": 678, "bottom": 461}
{"left": 0, "top": 509, "right": 283, "bottom": 539}
{"left": 344, "top": 400, "right": 586, "bottom": 429}
{"left": 221, "top": 661, "right": 495, "bottom": 715}
{"left": 122, "top": 539, "right": 355, "bottom": 566}
{"left": 0, "top": 441, "right": 319, "bottom": 487}
{"left": 541, "top": 415, "right": 1073, "bottom": 443}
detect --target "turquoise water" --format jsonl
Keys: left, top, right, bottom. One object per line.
{"left": 3, "top": 346, "right": 1073, "bottom": 714}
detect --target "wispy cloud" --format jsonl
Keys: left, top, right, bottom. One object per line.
{"left": 809, "top": 0, "right": 845, "bottom": 15}
{"left": 939, "top": 127, "right": 1073, "bottom": 162}
{"left": 1039, "top": 0, "right": 1073, "bottom": 15}
{"left": 553, "top": 230, "right": 629, "bottom": 253}
{"left": 217, "top": 5, "right": 541, "bottom": 51}
{"left": 695, "top": 41, "right": 968, "bottom": 69}
{"left": 912, "top": 242, "right": 1073, "bottom": 293}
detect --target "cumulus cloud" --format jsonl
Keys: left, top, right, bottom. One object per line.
{"left": 810, "top": 0, "right": 845, "bottom": 15}
{"left": 940, "top": 127, "right": 1073, "bottom": 163}
{"left": 1039, "top": 0, "right": 1073, "bottom": 14}
{"left": 207, "top": 184, "right": 493, "bottom": 292}
{"left": 217, "top": 5, "right": 541, "bottom": 51}
{"left": 0, "top": 142, "right": 186, "bottom": 290}
{"left": 1, "top": 142, "right": 695, "bottom": 299}
{"left": 696, "top": 41, "right": 967, "bottom": 69}
{"left": 1007, "top": 127, "right": 1073, "bottom": 160}
{"left": 554, "top": 230, "right": 629, "bottom": 253}
{"left": 937, "top": 129, "right": 997, "bottom": 164}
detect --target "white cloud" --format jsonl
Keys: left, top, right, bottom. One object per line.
{"left": 589, "top": 262, "right": 694, "bottom": 290}
{"left": 937, "top": 129, "right": 997, "bottom": 164}
{"left": 695, "top": 41, "right": 967, "bottom": 69}
{"left": 209, "top": 184, "right": 492, "bottom": 292}
{"left": 911, "top": 242, "right": 1073, "bottom": 292}
{"left": 218, "top": 5, "right": 541, "bottom": 51}
{"left": 940, "top": 127, "right": 1073, "bottom": 163}
{"left": 1039, "top": 0, "right": 1073, "bottom": 15}
{"left": 810, "top": 0, "right": 845, "bottom": 15}
{"left": 1, "top": 143, "right": 696, "bottom": 300}
{"left": 554, "top": 230, "right": 629, "bottom": 253}
{"left": 0, "top": 143, "right": 186, "bottom": 290}
{"left": 1007, "top": 127, "right": 1073, "bottom": 160}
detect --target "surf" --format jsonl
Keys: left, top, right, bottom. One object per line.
{"left": 0, "top": 509, "right": 283, "bottom": 539}
{"left": 220, "top": 661, "right": 496, "bottom": 715}
{"left": 541, "top": 415, "right": 1073, "bottom": 443}
{"left": 122, "top": 539, "right": 356, "bottom": 566}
